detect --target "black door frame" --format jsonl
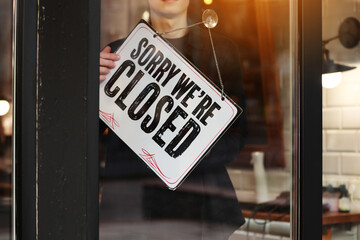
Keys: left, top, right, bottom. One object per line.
{"left": 14, "top": 0, "right": 100, "bottom": 239}
{"left": 297, "top": 0, "right": 322, "bottom": 239}
{"left": 13, "top": 0, "right": 322, "bottom": 239}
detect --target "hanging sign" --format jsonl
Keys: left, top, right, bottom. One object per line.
{"left": 99, "top": 20, "right": 242, "bottom": 190}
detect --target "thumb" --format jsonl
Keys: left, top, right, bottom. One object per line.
{"left": 102, "top": 46, "right": 111, "bottom": 53}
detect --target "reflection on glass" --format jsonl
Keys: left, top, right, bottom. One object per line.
{"left": 0, "top": 100, "right": 10, "bottom": 117}
{"left": 100, "top": 0, "right": 293, "bottom": 239}
{"left": 0, "top": 0, "right": 13, "bottom": 239}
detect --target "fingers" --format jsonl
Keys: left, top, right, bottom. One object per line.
{"left": 102, "top": 46, "right": 111, "bottom": 53}
{"left": 99, "top": 46, "right": 120, "bottom": 82}
{"left": 100, "top": 52, "right": 120, "bottom": 62}
{"left": 100, "top": 46, "right": 120, "bottom": 62}
{"left": 100, "top": 58, "right": 116, "bottom": 69}
{"left": 100, "top": 66, "right": 111, "bottom": 75}
{"left": 99, "top": 75, "right": 106, "bottom": 82}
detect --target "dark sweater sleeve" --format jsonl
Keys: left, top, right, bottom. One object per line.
{"left": 107, "top": 39, "right": 126, "bottom": 53}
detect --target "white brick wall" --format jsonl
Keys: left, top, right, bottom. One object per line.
{"left": 322, "top": 1, "right": 360, "bottom": 204}
{"left": 323, "top": 153, "right": 341, "bottom": 174}
{"left": 342, "top": 107, "right": 360, "bottom": 128}
{"left": 323, "top": 0, "right": 360, "bottom": 197}
{"left": 323, "top": 64, "right": 360, "bottom": 200}
{"left": 323, "top": 108, "right": 341, "bottom": 129}
{"left": 325, "top": 130, "right": 358, "bottom": 152}
{"left": 342, "top": 153, "right": 360, "bottom": 175}
{"left": 326, "top": 83, "right": 360, "bottom": 106}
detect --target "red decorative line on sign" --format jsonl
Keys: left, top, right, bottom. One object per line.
{"left": 139, "top": 148, "right": 170, "bottom": 179}
{"left": 99, "top": 110, "right": 120, "bottom": 130}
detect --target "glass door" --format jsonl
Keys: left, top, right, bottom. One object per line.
{"left": 99, "top": 0, "right": 296, "bottom": 239}
{"left": 11, "top": 0, "right": 323, "bottom": 238}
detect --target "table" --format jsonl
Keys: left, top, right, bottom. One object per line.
{"left": 241, "top": 209, "right": 290, "bottom": 222}
{"left": 322, "top": 211, "right": 360, "bottom": 240}
{"left": 242, "top": 208, "right": 360, "bottom": 240}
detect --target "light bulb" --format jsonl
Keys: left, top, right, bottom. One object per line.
{"left": 0, "top": 100, "right": 10, "bottom": 116}
{"left": 322, "top": 72, "right": 342, "bottom": 88}
{"left": 142, "top": 10, "right": 150, "bottom": 22}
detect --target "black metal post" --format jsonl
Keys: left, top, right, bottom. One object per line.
{"left": 15, "top": 0, "right": 100, "bottom": 239}
{"left": 298, "top": 0, "right": 322, "bottom": 239}
{"left": 14, "top": 0, "right": 37, "bottom": 238}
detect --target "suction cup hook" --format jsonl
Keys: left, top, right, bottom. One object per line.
{"left": 202, "top": 9, "right": 218, "bottom": 29}
{"left": 153, "top": 10, "right": 217, "bottom": 38}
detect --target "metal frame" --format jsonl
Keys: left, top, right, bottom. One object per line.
{"left": 296, "top": 0, "right": 323, "bottom": 239}
{"left": 13, "top": 0, "right": 100, "bottom": 239}
{"left": 13, "top": 0, "right": 37, "bottom": 238}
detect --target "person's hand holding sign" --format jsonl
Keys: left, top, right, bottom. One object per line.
{"left": 99, "top": 46, "right": 120, "bottom": 82}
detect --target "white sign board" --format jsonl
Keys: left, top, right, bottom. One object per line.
{"left": 99, "top": 21, "right": 242, "bottom": 190}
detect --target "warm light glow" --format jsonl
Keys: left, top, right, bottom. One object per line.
{"left": 322, "top": 72, "right": 342, "bottom": 88}
{"left": 0, "top": 100, "right": 10, "bottom": 116}
{"left": 204, "top": 0, "right": 213, "bottom": 5}
{"left": 142, "top": 10, "right": 150, "bottom": 22}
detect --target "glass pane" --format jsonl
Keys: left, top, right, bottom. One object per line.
{"left": 99, "top": 0, "right": 294, "bottom": 239}
{"left": 322, "top": 0, "right": 360, "bottom": 238}
{"left": 0, "top": 0, "right": 13, "bottom": 239}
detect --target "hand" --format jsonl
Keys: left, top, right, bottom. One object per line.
{"left": 99, "top": 46, "right": 120, "bottom": 82}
